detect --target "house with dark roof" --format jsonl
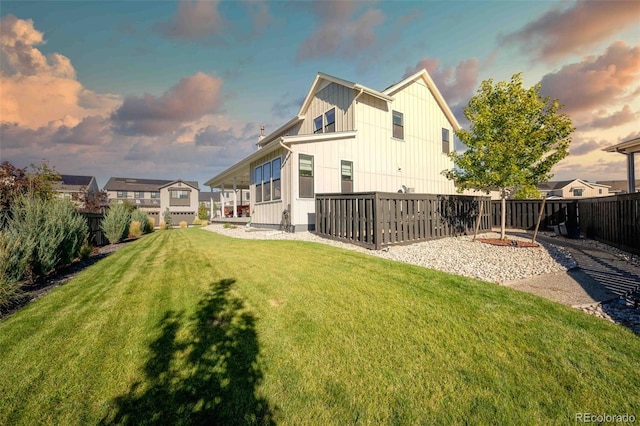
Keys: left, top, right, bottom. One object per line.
{"left": 537, "top": 179, "right": 612, "bottom": 199}
{"left": 104, "top": 177, "right": 200, "bottom": 222}
{"left": 53, "top": 175, "right": 100, "bottom": 207}
{"left": 596, "top": 180, "right": 640, "bottom": 194}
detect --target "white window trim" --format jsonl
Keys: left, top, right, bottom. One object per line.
{"left": 254, "top": 156, "right": 283, "bottom": 204}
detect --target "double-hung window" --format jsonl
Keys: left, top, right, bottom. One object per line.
{"left": 263, "top": 162, "right": 272, "bottom": 202}
{"left": 299, "top": 154, "right": 314, "bottom": 198}
{"left": 392, "top": 111, "right": 404, "bottom": 139}
{"left": 254, "top": 157, "right": 282, "bottom": 203}
{"left": 150, "top": 191, "right": 160, "bottom": 199}
{"left": 255, "top": 166, "right": 263, "bottom": 203}
{"left": 117, "top": 191, "right": 128, "bottom": 199}
{"left": 573, "top": 189, "right": 583, "bottom": 197}
{"left": 341, "top": 160, "right": 353, "bottom": 193}
{"left": 134, "top": 191, "right": 144, "bottom": 199}
{"left": 442, "top": 128, "right": 450, "bottom": 154}
{"left": 272, "top": 157, "right": 282, "bottom": 200}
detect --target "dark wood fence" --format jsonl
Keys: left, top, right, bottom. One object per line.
{"left": 80, "top": 213, "right": 107, "bottom": 247}
{"left": 577, "top": 193, "right": 640, "bottom": 255}
{"left": 490, "top": 200, "right": 578, "bottom": 235}
{"left": 315, "top": 192, "right": 491, "bottom": 250}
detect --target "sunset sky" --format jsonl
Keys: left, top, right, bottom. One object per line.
{"left": 1, "top": 0, "right": 639, "bottom": 189}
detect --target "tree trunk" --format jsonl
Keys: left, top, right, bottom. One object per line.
{"left": 501, "top": 189, "right": 506, "bottom": 240}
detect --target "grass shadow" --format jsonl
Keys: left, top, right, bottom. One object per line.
{"left": 101, "top": 278, "right": 275, "bottom": 425}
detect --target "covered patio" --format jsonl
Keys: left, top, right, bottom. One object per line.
{"left": 604, "top": 135, "right": 640, "bottom": 193}
{"left": 204, "top": 160, "right": 250, "bottom": 219}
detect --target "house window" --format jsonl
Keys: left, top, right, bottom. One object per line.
{"left": 117, "top": 191, "right": 128, "bottom": 198}
{"left": 170, "top": 190, "right": 190, "bottom": 206}
{"left": 134, "top": 191, "right": 144, "bottom": 199}
{"left": 299, "top": 154, "right": 314, "bottom": 198}
{"left": 392, "top": 111, "right": 404, "bottom": 139}
{"left": 598, "top": 189, "right": 603, "bottom": 195}
{"left": 324, "top": 108, "right": 335, "bottom": 133}
{"left": 272, "top": 157, "right": 282, "bottom": 200}
{"left": 255, "top": 166, "right": 262, "bottom": 203}
{"left": 313, "top": 116, "right": 323, "bottom": 134}
{"left": 573, "top": 189, "right": 583, "bottom": 197}
{"left": 263, "top": 162, "right": 272, "bottom": 202}
{"left": 150, "top": 191, "right": 160, "bottom": 199}
{"left": 341, "top": 160, "right": 353, "bottom": 193}
{"left": 442, "top": 128, "right": 450, "bottom": 154}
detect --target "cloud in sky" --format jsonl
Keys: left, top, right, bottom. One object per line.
{"left": 111, "top": 72, "right": 224, "bottom": 136}
{"left": 0, "top": 15, "right": 120, "bottom": 128}
{"left": 297, "top": 1, "right": 384, "bottom": 61}
{"left": 500, "top": 0, "right": 640, "bottom": 62}
{"left": 568, "top": 138, "right": 610, "bottom": 157}
{"left": 578, "top": 105, "right": 639, "bottom": 131}
{"left": 155, "top": 0, "right": 225, "bottom": 40}
{"left": 404, "top": 56, "right": 479, "bottom": 116}
{"left": 539, "top": 41, "right": 640, "bottom": 116}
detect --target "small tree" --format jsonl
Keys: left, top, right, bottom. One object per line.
{"left": 513, "top": 185, "right": 543, "bottom": 200}
{"left": 79, "top": 189, "right": 109, "bottom": 213}
{"left": 163, "top": 208, "right": 172, "bottom": 229}
{"left": 101, "top": 203, "right": 131, "bottom": 244}
{"left": 444, "top": 73, "right": 573, "bottom": 239}
{"left": 198, "top": 202, "right": 208, "bottom": 220}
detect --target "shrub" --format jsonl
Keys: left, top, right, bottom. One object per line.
{"left": 223, "top": 222, "right": 237, "bottom": 229}
{"left": 198, "top": 202, "right": 208, "bottom": 220}
{"left": 179, "top": 221, "right": 187, "bottom": 229}
{"left": 163, "top": 208, "right": 172, "bottom": 229}
{"left": 78, "top": 241, "right": 93, "bottom": 260}
{"left": 148, "top": 216, "right": 155, "bottom": 232}
{"left": 101, "top": 203, "right": 131, "bottom": 244}
{"left": 129, "top": 220, "right": 143, "bottom": 238}
{"left": 0, "top": 234, "right": 25, "bottom": 310}
{"left": 159, "top": 220, "right": 167, "bottom": 230}
{"left": 131, "top": 209, "right": 151, "bottom": 234}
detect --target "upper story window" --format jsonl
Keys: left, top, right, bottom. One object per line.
{"left": 312, "top": 108, "right": 336, "bottom": 134}
{"left": 169, "top": 189, "right": 190, "bottom": 206}
{"left": 313, "top": 116, "right": 323, "bottom": 134}
{"left": 134, "top": 191, "right": 144, "bottom": 199}
{"left": 170, "top": 190, "right": 189, "bottom": 199}
{"left": 392, "top": 111, "right": 404, "bottom": 140}
{"left": 573, "top": 189, "right": 583, "bottom": 197}
{"left": 150, "top": 191, "right": 160, "bottom": 199}
{"left": 299, "top": 154, "right": 314, "bottom": 198}
{"left": 117, "top": 191, "right": 128, "bottom": 198}
{"left": 442, "top": 128, "right": 450, "bottom": 154}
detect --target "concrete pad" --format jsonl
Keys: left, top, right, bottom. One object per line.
{"left": 504, "top": 269, "right": 618, "bottom": 307}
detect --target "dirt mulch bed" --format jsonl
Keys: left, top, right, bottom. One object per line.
{"left": 477, "top": 238, "right": 540, "bottom": 248}
{"left": 0, "top": 239, "right": 136, "bottom": 321}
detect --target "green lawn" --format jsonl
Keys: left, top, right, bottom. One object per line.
{"left": 1, "top": 229, "right": 638, "bottom": 425}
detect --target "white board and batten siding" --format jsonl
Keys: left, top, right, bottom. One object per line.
{"left": 299, "top": 82, "right": 355, "bottom": 134}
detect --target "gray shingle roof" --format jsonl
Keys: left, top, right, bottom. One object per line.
{"left": 104, "top": 177, "right": 199, "bottom": 192}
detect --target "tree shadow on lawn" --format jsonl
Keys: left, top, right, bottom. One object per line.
{"left": 101, "top": 278, "right": 276, "bottom": 425}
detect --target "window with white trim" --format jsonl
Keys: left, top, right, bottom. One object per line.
{"left": 324, "top": 108, "right": 335, "bottom": 133}
{"left": 392, "top": 111, "right": 404, "bottom": 139}
{"left": 341, "top": 160, "right": 353, "bottom": 193}
{"left": 272, "top": 157, "right": 282, "bottom": 200}
{"left": 117, "top": 191, "right": 128, "bottom": 198}
{"left": 299, "top": 154, "right": 314, "bottom": 198}
{"left": 573, "top": 189, "right": 583, "bottom": 197}
{"left": 263, "top": 162, "right": 272, "bottom": 202}
{"left": 442, "top": 128, "right": 450, "bottom": 154}
{"left": 254, "top": 157, "right": 282, "bottom": 203}
{"left": 313, "top": 116, "right": 323, "bottom": 134}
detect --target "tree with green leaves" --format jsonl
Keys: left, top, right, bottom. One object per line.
{"left": 198, "top": 202, "right": 208, "bottom": 220}
{"left": 444, "top": 73, "right": 573, "bottom": 239}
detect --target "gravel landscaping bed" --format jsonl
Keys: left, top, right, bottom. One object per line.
{"left": 204, "top": 224, "right": 576, "bottom": 284}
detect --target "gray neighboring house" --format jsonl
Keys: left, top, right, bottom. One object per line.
{"left": 53, "top": 175, "right": 100, "bottom": 208}
{"left": 596, "top": 180, "right": 640, "bottom": 194}
{"left": 104, "top": 177, "right": 200, "bottom": 222}
{"left": 537, "top": 179, "right": 612, "bottom": 199}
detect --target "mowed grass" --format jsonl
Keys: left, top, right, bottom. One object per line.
{"left": 0, "top": 229, "right": 638, "bottom": 425}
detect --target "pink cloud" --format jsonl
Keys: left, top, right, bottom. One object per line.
{"left": 539, "top": 41, "right": 640, "bottom": 115}
{"left": 500, "top": 1, "right": 640, "bottom": 62}
{"left": 404, "top": 56, "right": 479, "bottom": 106}
{"left": 578, "top": 105, "right": 639, "bottom": 130}
{"left": 297, "top": 2, "right": 384, "bottom": 61}
{"left": 155, "top": 0, "right": 225, "bottom": 40}
{"left": 0, "top": 15, "right": 120, "bottom": 128}
{"left": 568, "top": 138, "right": 610, "bottom": 156}
{"left": 111, "top": 72, "right": 223, "bottom": 136}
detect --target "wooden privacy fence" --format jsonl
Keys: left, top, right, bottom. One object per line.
{"left": 578, "top": 193, "right": 640, "bottom": 255}
{"left": 490, "top": 200, "right": 578, "bottom": 236}
{"left": 80, "top": 213, "right": 107, "bottom": 247}
{"left": 315, "top": 192, "right": 491, "bottom": 250}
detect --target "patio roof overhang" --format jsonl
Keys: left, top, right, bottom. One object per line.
{"left": 204, "top": 131, "right": 358, "bottom": 190}
{"left": 603, "top": 135, "right": 640, "bottom": 193}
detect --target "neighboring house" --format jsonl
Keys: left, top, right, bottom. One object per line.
{"left": 104, "top": 177, "right": 200, "bottom": 222}
{"left": 603, "top": 135, "right": 640, "bottom": 193}
{"left": 596, "top": 180, "right": 640, "bottom": 194}
{"left": 53, "top": 175, "right": 100, "bottom": 207}
{"left": 537, "top": 179, "right": 612, "bottom": 199}
{"left": 204, "top": 69, "right": 459, "bottom": 231}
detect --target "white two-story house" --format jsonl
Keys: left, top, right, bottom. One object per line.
{"left": 204, "top": 69, "right": 459, "bottom": 231}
